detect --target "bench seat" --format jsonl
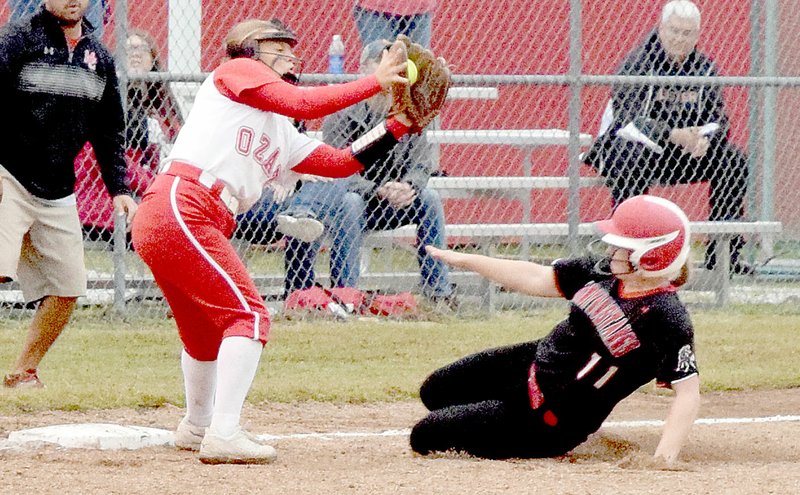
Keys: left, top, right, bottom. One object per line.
{"left": 364, "top": 220, "right": 782, "bottom": 306}
{"left": 366, "top": 221, "right": 782, "bottom": 242}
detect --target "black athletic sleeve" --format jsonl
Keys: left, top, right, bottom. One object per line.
{"left": 552, "top": 255, "right": 610, "bottom": 300}
{"left": 653, "top": 303, "right": 699, "bottom": 388}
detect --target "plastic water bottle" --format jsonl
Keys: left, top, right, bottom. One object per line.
{"left": 328, "top": 34, "right": 345, "bottom": 74}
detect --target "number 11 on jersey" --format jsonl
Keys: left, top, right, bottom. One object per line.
{"left": 577, "top": 352, "right": 619, "bottom": 389}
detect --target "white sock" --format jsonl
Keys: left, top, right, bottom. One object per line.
{"left": 209, "top": 336, "right": 263, "bottom": 437}
{"left": 180, "top": 349, "right": 216, "bottom": 428}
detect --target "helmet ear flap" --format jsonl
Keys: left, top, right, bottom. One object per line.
{"left": 227, "top": 38, "right": 259, "bottom": 59}
{"left": 631, "top": 232, "right": 686, "bottom": 273}
{"left": 243, "top": 38, "right": 258, "bottom": 59}
{"left": 637, "top": 249, "right": 662, "bottom": 271}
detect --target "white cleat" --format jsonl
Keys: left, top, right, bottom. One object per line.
{"left": 198, "top": 429, "right": 278, "bottom": 465}
{"left": 174, "top": 418, "right": 206, "bottom": 451}
{"left": 276, "top": 213, "right": 324, "bottom": 243}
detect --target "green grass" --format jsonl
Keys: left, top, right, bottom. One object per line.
{"left": 0, "top": 308, "right": 798, "bottom": 414}
{"left": 692, "top": 309, "right": 800, "bottom": 390}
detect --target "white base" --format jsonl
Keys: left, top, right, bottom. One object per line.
{"left": 2, "top": 423, "right": 173, "bottom": 450}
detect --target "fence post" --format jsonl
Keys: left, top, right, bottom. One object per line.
{"left": 567, "top": 0, "right": 583, "bottom": 256}
{"left": 112, "top": 212, "right": 127, "bottom": 315}
{"left": 761, "top": 0, "right": 778, "bottom": 257}
{"left": 747, "top": 0, "right": 762, "bottom": 226}
{"left": 111, "top": 0, "right": 129, "bottom": 317}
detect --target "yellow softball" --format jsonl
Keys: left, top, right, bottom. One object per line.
{"left": 406, "top": 59, "right": 418, "bottom": 85}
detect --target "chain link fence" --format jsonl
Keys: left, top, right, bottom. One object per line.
{"left": 2, "top": 0, "right": 800, "bottom": 319}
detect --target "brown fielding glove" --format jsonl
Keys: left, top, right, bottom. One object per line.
{"left": 390, "top": 35, "right": 451, "bottom": 133}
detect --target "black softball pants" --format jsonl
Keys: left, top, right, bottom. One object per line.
{"left": 410, "top": 341, "right": 587, "bottom": 459}
{"left": 601, "top": 138, "right": 749, "bottom": 220}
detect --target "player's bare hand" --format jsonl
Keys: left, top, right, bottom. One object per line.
{"left": 299, "top": 174, "right": 332, "bottom": 184}
{"left": 113, "top": 195, "right": 138, "bottom": 231}
{"left": 374, "top": 40, "right": 409, "bottom": 90}
{"left": 377, "top": 181, "right": 416, "bottom": 209}
{"left": 391, "top": 111, "right": 413, "bottom": 127}
{"left": 669, "top": 127, "right": 700, "bottom": 152}
{"left": 690, "top": 136, "right": 710, "bottom": 158}
{"left": 425, "top": 245, "right": 470, "bottom": 268}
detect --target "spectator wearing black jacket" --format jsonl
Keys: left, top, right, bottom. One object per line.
{"left": 583, "top": 0, "right": 751, "bottom": 274}
{"left": 0, "top": 0, "right": 136, "bottom": 389}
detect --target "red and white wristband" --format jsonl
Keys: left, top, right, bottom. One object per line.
{"left": 350, "top": 118, "right": 410, "bottom": 168}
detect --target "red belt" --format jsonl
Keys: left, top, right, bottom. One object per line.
{"left": 160, "top": 161, "right": 239, "bottom": 214}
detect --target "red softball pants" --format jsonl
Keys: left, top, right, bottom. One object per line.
{"left": 132, "top": 163, "right": 270, "bottom": 361}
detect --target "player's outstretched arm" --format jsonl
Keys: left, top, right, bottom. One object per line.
{"left": 654, "top": 374, "right": 700, "bottom": 464}
{"left": 225, "top": 39, "right": 407, "bottom": 122}
{"left": 291, "top": 114, "right": 412, "bottom": 179}
{"left": 424, "top": 246, "right": 561, "bottom": 298}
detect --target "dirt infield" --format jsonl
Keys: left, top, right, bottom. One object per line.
{"left": 0, "top": 388, "right": 798, "bottom": 495}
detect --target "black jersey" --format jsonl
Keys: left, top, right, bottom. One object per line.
{"left": 534, "top": 256, "right": 698, "bottom": 434}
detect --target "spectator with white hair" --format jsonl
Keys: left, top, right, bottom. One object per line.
{"left": 583, "top": 0, "right": 753, "bottom": 274}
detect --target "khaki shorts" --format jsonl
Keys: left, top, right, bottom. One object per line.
{"left": 0, "top": 173, "right": 86, "bottom": 303}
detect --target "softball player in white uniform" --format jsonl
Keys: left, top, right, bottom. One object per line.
{"left": 132, "top": 18, "right": 412, "bottom": 464}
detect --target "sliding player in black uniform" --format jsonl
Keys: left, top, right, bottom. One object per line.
{"left": 411, "top": 195, "right": 700, "bottom": 466}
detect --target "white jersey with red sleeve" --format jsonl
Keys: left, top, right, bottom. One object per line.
{"left": 163, "top": 59, "right": 321, "bottom": 213}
